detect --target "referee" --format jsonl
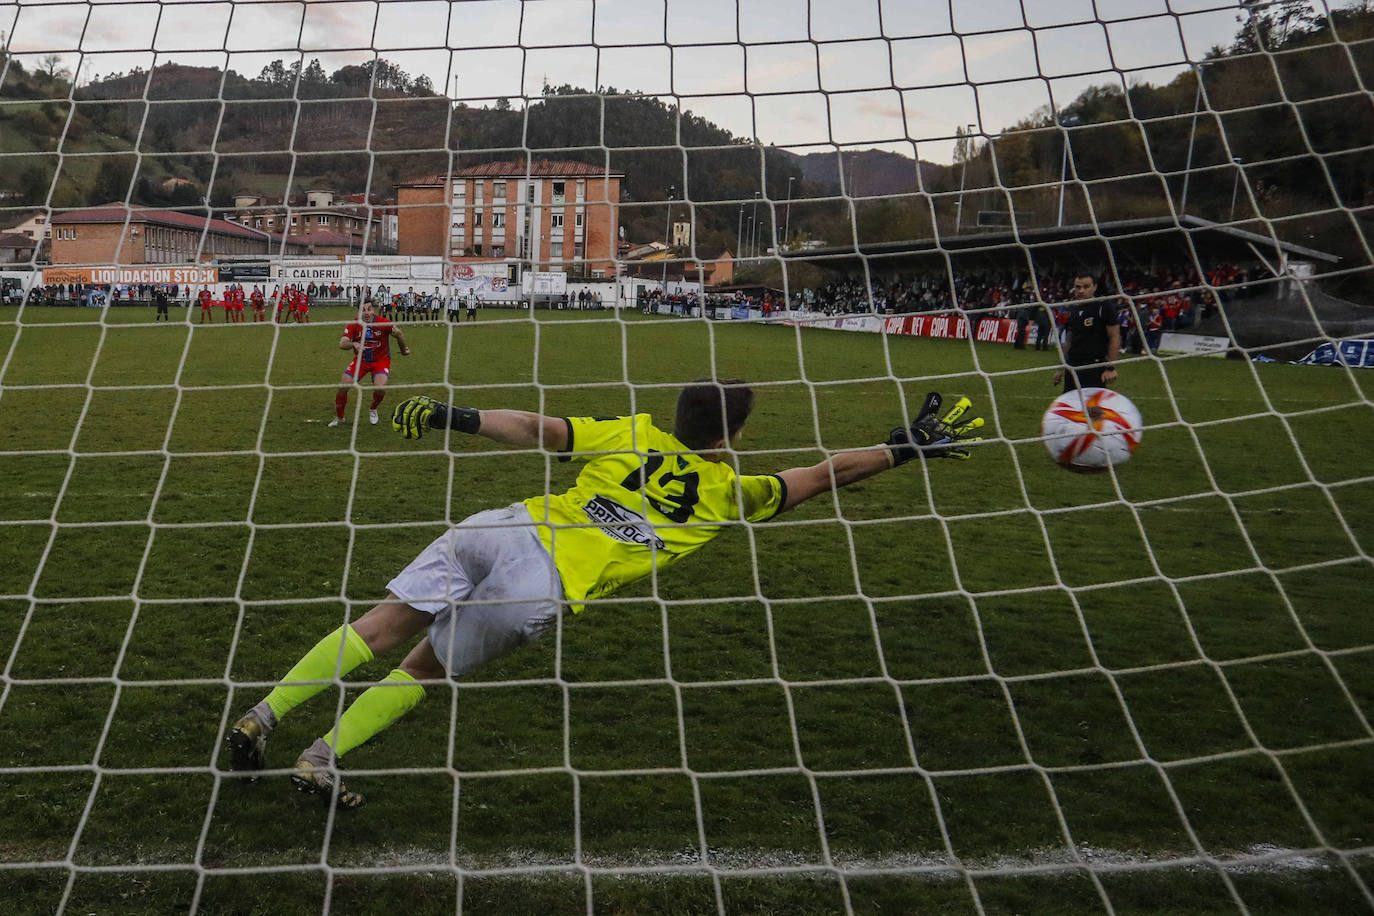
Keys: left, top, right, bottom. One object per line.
{"left": 1053, "top": 272, "right": 1121, "bottom": 392}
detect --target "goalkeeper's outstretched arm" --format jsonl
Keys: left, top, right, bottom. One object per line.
{"left": 775, "top": 392, "right": 984, "bottom": 513}
{"left": 392, "top": 396, "right": 568, "bottom": 450}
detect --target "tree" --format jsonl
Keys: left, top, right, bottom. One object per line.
{"left": 301, "top": 59, "right": 327, "bottom": 87}
{"left": 38, "top": 54, "right": 71, "bottom": 83}
{"left": 1234, "top": 0, "right": 1321, "bottom": 51}
{"left": 93, "top": 156, "right": 135, "bottom": 203}
{"left": 258, "top": 60, "right": 290, "bottom": 86}
{"left": 18, "top": 163, "right": 54, "bottom": 205}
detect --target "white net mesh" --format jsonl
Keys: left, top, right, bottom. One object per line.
{"left": 2, "top": 1, "right": 1373, "bottom": 913}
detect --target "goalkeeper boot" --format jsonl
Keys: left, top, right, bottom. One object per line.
{"left": 369, "top": 409, "right": 379, "bottom": 425}
{"left": 226, "top": 704, "right": 276, "bottom": 780}
{"left": 327, "top": 417, "right": 343, "bottom": 428}
{"left": 291, "top": 740, "right": 365, "bottom": 809}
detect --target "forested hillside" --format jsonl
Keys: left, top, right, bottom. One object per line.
{"left": 2, "top": 3, "right": 1370, "bottom": 264}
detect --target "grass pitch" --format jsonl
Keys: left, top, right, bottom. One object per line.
{"left": 0, "top": 303, "right": 1372, "bottom": 915}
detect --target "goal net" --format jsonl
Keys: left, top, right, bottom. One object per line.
{"left": 2, "top": 0, "right": 1372, "bottom": 913}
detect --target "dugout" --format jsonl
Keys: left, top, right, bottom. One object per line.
{"left": 779, "top": 216, "right": 1363, "bottom": 353}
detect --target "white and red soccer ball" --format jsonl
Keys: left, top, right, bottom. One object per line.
{"left": 1041, "top": 388, "right": 1143, "bottom": 473}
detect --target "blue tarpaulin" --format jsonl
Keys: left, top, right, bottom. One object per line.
{"left": 1293, "top": 339, "right": 1374, "bottom": 368}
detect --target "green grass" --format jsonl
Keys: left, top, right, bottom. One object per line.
{"left": 1, "top": 303, "right": 1372, "bottom": 914}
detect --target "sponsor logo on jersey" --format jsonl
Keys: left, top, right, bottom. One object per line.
{"left": 583, "top": 496, "right": 665, "bottom": 550}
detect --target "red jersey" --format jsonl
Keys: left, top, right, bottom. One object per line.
{"left": 345, "top": 318, "right": 396, "bottom": 363}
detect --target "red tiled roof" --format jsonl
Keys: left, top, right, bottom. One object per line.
{"left": 53, "top": 202, "right": 281, "bottom": 244}
{"left": 0, "top": 232, "right": 37, "bottom": 250}
{"left": 400, "top": 159, "right": 623, "bottom": 186}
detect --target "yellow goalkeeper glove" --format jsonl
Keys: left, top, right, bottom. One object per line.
{"left": 392, "top": 396, "right": 444, "bottom": 439}
{"left": 887, "top": 392, "right": 985, "bottom": 463}
{"left": 392, "top": 396, "right": 481, "bottom": 440}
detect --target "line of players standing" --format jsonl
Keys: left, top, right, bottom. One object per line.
{"left": 375, "top": 287, "right": 481, "bottom": 323}
{"left": 185, "top": 285, "right": 314, "bottom": 324}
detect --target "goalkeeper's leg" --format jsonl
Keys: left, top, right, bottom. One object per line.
{"left": 291, "top": 640, "right": 440, "bottom": 808}
{"left": 227, "top": 600, "right": 431, "bottom": 777}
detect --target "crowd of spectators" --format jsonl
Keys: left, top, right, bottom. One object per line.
{"left": 798, "top": 262, "right": 1268, "bottom": 320}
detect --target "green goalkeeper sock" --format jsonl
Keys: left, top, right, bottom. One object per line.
{"left": 262, "top": 625, "right": 374, "bottom": 721}
{"left": 321, "top": 669, "right": 425, "bottom": 757}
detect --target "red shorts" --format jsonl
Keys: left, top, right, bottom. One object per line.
{"left": 346, "top": 358, "right": 390, "bottom": 379}
{"left": 200, "top": 303, "right": 213, "bottom": 310}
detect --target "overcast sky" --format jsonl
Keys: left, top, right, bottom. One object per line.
{"left": 0, "top": 0, "right": 1329, "bottom": 164}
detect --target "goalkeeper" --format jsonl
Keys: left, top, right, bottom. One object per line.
{"left": 227, "top": 381, "right": 982, "bottom": 808}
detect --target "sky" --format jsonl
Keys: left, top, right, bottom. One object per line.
{"left": 0, "top": 0, "right": 1313, "bottom": 164}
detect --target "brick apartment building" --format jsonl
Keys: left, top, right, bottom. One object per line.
{"left": 395, "top": 160, "right": 622, "bottom": 280}
{"left": 48, "top": 203, "right": 309, "bottom": 265}
{"left": 226, "top": 189, "right": 397, "bottom": 255}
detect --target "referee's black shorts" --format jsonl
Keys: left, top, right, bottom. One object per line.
{"left": 1063, "top": 364, "right": 1107, "bottom": 392}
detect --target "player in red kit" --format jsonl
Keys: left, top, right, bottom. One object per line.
{"left": 197, "top": 287, "right": 214, "bottom": 323}
{"left": 331, "top": 299, "right": 411, "bottom": 427}
{"left": 250, "top": 285, "right": 266, "bottom": 322}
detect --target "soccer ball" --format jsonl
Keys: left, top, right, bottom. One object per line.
{"left": 1041, "top": 388, "right": 1143, "bottom": 473}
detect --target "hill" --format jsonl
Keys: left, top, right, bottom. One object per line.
{"left": 2, "top": 4, "right": 1371, "bottom": 267}
{"left": 787, "top": 149, "right": 942, "bottom": 198}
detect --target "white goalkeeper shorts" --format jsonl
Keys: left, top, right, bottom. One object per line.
{"left": 387, "top": 504, "right": 565, "bottom": 677}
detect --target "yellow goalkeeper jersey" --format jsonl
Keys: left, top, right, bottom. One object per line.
{"left": 522, "top": 414, "right": 785, "bottom": 611}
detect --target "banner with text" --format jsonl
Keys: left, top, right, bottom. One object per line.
{"left": 1294, "top": 339, "right": 1374, "bottom": 368}
{"left": 273, "top": 260, "right": 345, "bottom": 282}
{"left": 785, "top": 313, "right": 1020, "bottom": 342}
{"left": 43, "top": 265, "right": 219, "bottom": 285}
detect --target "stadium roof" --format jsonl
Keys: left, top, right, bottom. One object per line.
{"left": 776, "top": 215, "right": 1339, "bottom": 270}
{"left": 400, "top": 159, "right": 625, "bottom": 186}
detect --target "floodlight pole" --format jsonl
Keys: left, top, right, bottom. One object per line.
{"left": 737, "top": 205, "right": 744, "bottom": 264}
{"left": 784, "top": 176, "right": 795, "bottom": 250}
{"left": 751, "top": 191, "right": 760, "bottom": 260}
{"left": 1179, "top": 74, "right": 1203, "bottom": 216}
{"left": 662, "top": 185, "right": 675, "bottom": 294}
{"left": 1229, "top": 158, "right": 1244, "bottom": 222}
{"left": 955, "top": 123, "right": 975, "bottom": 232}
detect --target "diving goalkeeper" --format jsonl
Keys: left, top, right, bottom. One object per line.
{"left": 227, "top": 380, "right": 982, "bottom": 808}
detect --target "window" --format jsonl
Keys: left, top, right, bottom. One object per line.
{"left": 474, "top": 211, "right": 483, "bottom": 226}
{"left": 291, "top": 216, "right": 298, "bottom": 225}
{"left": 551, "top": 213, "right": 563, "bottom": 229}
{"left": 574, "top": 243, "right": 584, "bottom": 259}
{"left": 493, "top": 180, "right": 506, "bottom": 199}
{"left": 575, "top": 212, "right": 584, "bottom": 228}
{"left": 553, "top": 181, "right": 565, "bottom": 197}
{"left": 526, "top": 182, "right": 535, "bottom": 203}
{"left": 549, "top": 242, "right": 562, "bottom": 258}
{"left": 255, "top": 218, "right": 263, "bottom": 228}
{"left": 492, "top": 212, "right": 505, "bottom": 229}
{"left": 473, "top": 244, "right": 482, "bottom": 256}
{"left": 491, "top": 245, "right": 505, "bottom": 257}
{"left": 318, "top": 215, "right": 330, "bottom": 225}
